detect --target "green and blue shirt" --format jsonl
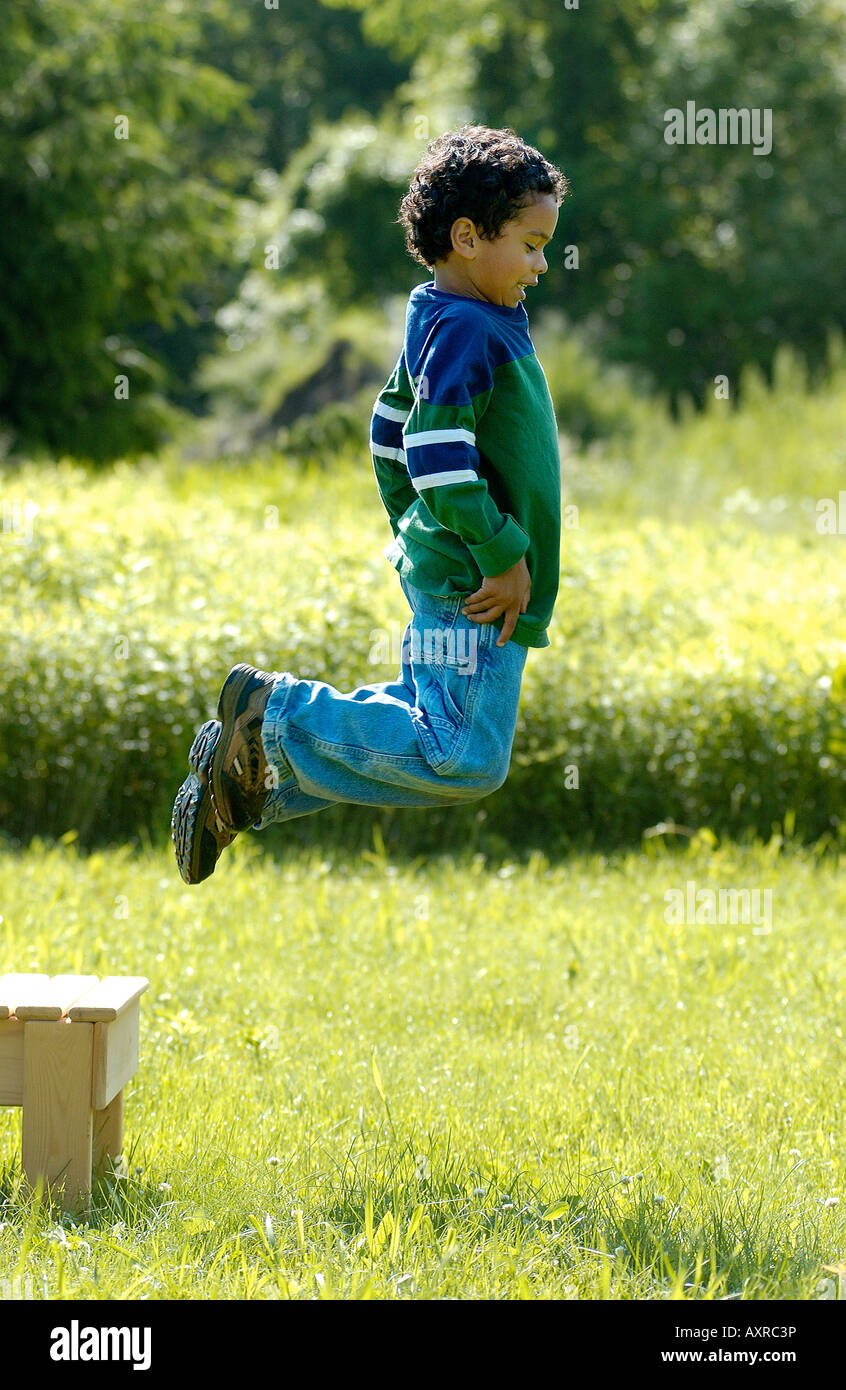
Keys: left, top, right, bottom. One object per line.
{"left": 370, "top": 282, "right": 561, "bottom": 648}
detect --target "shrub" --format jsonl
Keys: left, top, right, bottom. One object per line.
{"left": 1, "top": 456, "right": 842, "bottom": 855}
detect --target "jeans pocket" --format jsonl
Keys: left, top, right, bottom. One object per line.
{"left": 437, "top": 653, "right": 481, "bottom": 729}
{"left": 419, "top": 616, "right": 485, "bottom": 731}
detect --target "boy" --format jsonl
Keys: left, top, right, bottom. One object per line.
{"left": 171, "top": 125, "right": 569, "bottom": 884}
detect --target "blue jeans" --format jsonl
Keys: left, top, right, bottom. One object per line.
{"left": 256, "top": 578, "right": 528, "bottom": 828}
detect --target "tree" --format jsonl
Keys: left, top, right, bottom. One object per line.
{"left": 0, "top": 0, "right": 253, "bottom": 460}
{"left": 198, "top": 0, "right": 410, "bottom": 178}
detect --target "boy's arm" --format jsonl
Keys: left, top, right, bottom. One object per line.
{"left": 370, "top": 356, "right": 418, "bottom": 537}
{"left": 402, "top": 314, "right": 530, "bottom": 577}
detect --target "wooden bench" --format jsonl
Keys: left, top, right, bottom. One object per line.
{"left": 0, "top": 973, "right": 148, "bottom": 1211}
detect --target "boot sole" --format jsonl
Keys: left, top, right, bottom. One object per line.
{"left": 171, "top": 721, "right": 225, "bottom": 884}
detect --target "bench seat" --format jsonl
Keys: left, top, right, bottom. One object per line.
{"left": 0, "top": 973, "right": 148, "bottom": 1210}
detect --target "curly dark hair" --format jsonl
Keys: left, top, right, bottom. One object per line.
{"left": 397, "top": 124, "right": 570, "bottom": 269}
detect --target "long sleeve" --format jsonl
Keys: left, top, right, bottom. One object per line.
{"left": 401, "top": 313, "right": 529, "bottom": 577}
{"left": 370, "top": 354, "right": 418, "bottom": 538}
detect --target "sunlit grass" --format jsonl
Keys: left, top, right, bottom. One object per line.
{"left": 1, "top": 836, "right": 843, "bottom": 1299}
{"left": 1, "top": 444, "right": 843, "bottom": 849}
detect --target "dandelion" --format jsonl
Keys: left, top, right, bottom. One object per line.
{"left": 266, "top": 1155, "right": 280, "bottom": 1167}
{"left": 820, "top": 1196, "right": 840, "bottom": 1207}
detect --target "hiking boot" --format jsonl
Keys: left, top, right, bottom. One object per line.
{"left": 210, "top": 663, "right": 276, "bottom": 833}
{"left": 171, "top": 720, "right": 236, "bottom": 885}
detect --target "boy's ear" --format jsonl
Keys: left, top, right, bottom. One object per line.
{"left": 449, "top": 216, "right": 479, "bottom": 260}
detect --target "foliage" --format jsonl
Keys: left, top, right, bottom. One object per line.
{"left": 198, "top": 0, "right": 410, "bottom": 176}
{"left": 531, "top": 311, "right": 659, "bottom": 446}
{"left": 566, "top": 334, "right": 846, "bottom": 520}
{"left": 318, "top": 0, "right": 846, "bottom": 405}
{"left": 194, "top": 232, "right": 401, "bottom": 454}
{"left": 586, "top": 0, "right": 846, "bottom": 401}
{"left": 1, "top": 347, "right": 844, "bottom": 851}
{"left": 0, "top": 0, "right": 255, "bottom": 460}
{"left": 4, "top": 0, "right": 845, "bottom": 456}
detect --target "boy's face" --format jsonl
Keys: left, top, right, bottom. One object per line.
{"left": 435, "top": 194, "right": 559, "bottom": 308}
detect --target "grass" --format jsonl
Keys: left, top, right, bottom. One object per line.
{"left": 1, "top": 443, "right": 844, "bottom": 848}
{"left": 1, "top": 834, "right": 844, "bottom": 1300}
{"left": 1, "top": 341, "right": 844, "bottom": 1301}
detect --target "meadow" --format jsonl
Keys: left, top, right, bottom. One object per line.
{"left": 1, "top": 343, "right": 844, "bottom": 854}
{"left": 1, "top": 835, "right": 844, "bottom": 1300}
{"left": 0, "top": 344, "right": 844, "bottom": 1300}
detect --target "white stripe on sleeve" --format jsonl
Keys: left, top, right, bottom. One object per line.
{"left": 403, "top": 428, "right": 476, "bottom": 449}
{"left": 373, "top": 401, "right": 410, "bottom": 423}
{"left": 370, "top": 442, "right": 407, "bottom": 464}
{"left": 412, "top": 469, "right": 478, "bottom": 491}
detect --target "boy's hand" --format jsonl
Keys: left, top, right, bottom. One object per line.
{"left": 461, "top": 556, "right": 531, "bottom": 647}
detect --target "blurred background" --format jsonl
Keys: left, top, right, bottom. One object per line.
{"left": 2, "top": 0, "right": 845, "bottom": 463}
{"left": 1, "top": 0, "right": 845, "bottom": 854}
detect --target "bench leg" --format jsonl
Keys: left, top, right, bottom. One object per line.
{"left": 93, "top": 1090, "right": 124, "bottom": 1171}
{"left": 22, "top": 1020, "right": 93, "bottom": 1212}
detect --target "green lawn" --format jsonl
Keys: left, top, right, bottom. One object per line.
{"left": 2, "top": 347, "right": 844, "bottom": 1301}
{"left": 1, "top": 836, "right": 843, "bottom": 1300}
